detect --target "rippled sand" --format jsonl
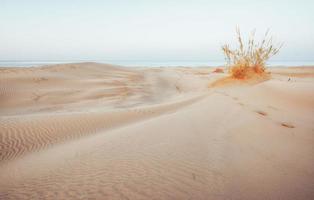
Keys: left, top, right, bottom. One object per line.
{"left": 1, "top": 63, "right": 314, "bottom": 199}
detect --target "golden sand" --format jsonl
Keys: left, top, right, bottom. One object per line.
{"left": 1, "top": 63, "right": 313, "bottom": 199}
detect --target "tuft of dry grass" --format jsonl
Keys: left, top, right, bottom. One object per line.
{"left": 222, "top": 27, "right": 282, "bottom": 79}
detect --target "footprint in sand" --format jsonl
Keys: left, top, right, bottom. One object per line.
{"left": 281, "top": 122, "right": 295, "bottom": 128}
{"left": 255, "top": 110, "right": 268, "bottom": 116}
{"left": 253, "top": 110, "right": 295, "bottom": 129}
{"left": 238, "top": 102, "right": 244, "bottom": 106}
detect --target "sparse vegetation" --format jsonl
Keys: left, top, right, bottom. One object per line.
{"left": 222, "top": 28, "right": 282, "bottom": 79}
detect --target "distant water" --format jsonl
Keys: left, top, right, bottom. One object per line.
{"left": 0, "top": 60, "right": 314, "bottom": 67}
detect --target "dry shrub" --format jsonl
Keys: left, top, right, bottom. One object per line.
{"left": 212, "top": 68, "right": 224, "bottom": 73}
{"left": 222, "top": 28, "right": 282, "bottom": 79}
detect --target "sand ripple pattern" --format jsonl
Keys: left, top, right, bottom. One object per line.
{"left": 0, "top": 94, "right": 205, "bottom": 162}
{"left": 1, "top": 64, "right": 314, "bottom": 200}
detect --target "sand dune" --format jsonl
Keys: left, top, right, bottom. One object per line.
{"left": 0, "top": 63, "right": 313, "bottom": 199}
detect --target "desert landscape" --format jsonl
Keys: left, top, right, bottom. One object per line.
{"left": 0, "top": 62, "right": 313, "bottom": 199}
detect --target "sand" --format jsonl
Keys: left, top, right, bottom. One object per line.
{"left": 0, "top": 62, "right": 313, "bottom": 199}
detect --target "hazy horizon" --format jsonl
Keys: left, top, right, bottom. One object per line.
{"left": 1, "top": 0, "right": 314, "bottom": 61}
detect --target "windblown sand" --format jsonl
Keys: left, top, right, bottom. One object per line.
{"left": 0, "top": 63, "right": 313, "bottom": 199}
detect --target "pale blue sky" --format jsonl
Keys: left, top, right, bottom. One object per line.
{"left": 0, "top": 0, "right": 313, "bottom": 61}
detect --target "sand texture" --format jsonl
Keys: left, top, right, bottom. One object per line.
{"left": 1, "top": 63, "right": 314, "bottom": 199}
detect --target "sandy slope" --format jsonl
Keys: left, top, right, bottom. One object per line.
{"left": 0, "top": 63, "right": 313, "bottom": 199}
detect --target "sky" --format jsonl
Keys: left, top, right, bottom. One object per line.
{"left": 0, "top": 0, "right": 313, "bottom": 61}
